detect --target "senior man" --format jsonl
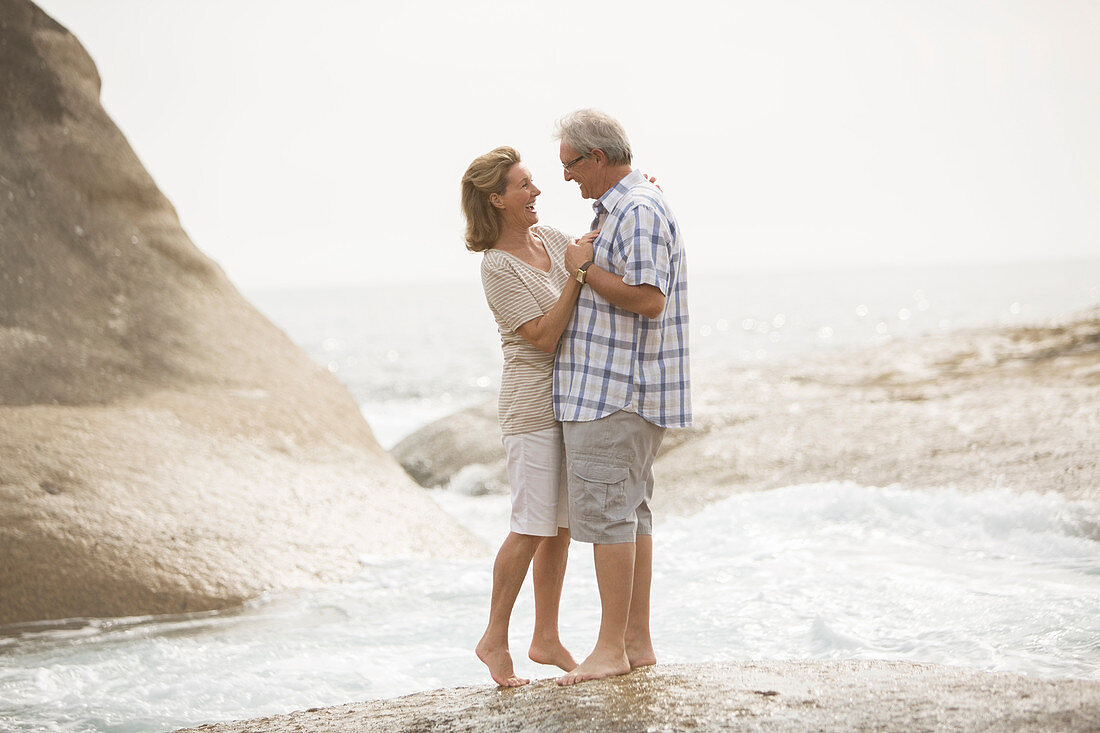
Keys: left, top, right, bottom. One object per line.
{"left": 553, "top": 109, "right": 691, "bottom": 685}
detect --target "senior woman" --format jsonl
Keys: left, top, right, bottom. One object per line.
{"left": 461, "top": 146, "right": 594, "bottom": 687}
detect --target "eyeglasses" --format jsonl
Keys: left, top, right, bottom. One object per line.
{"left": 562, "top": 153, "right": 590, "bottom": 171}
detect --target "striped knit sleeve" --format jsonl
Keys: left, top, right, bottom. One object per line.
{"left": 480, "top": 254, "right": 543, "bottom": 332}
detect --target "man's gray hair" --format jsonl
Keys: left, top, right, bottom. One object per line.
{"left": 554, "top": 109, "right": 633, "bottom": 166}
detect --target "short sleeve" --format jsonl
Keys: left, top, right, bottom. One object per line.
{"left": 613, "top": 203, "right": 672, "bottom": 294}
{"left": 481, "top": 255, "right": 543, "bottom": 332}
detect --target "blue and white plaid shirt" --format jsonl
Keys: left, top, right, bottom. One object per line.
{"left": 554, "top": 169, "right": 691, "bottom": 428}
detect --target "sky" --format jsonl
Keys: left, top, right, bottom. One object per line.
{"left": 33, "top": 0, "right": 1100, "bottom": 289}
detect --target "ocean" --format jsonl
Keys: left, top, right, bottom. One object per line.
{"left": 1, "top": 259, "right": 1098, "bottom": 732}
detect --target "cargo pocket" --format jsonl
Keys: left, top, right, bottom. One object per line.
{"left": 571, "top": 459, "right": 630, "bottom": 522}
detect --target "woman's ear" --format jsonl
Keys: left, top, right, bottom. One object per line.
{"left": 489, "top": 193, "right": 504, "bottom": 209}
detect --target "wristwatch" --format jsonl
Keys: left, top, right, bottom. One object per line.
{"left": 575, "top": 260, "right": 595, "bottom": 284}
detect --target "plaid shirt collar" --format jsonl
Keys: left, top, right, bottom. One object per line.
{"left": 591, "top": 169, "right": 645, "bottom": 229}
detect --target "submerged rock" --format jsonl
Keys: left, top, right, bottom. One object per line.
{"left": 175, "top": 661, "right": 1100, "bottom": 732}
{"left": 391, "top": 400, "right": 504, "bottom": 489}
{"left": 0, "top": 0, "right": 482, "bottom": 627}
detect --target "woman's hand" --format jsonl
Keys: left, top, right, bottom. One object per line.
{"left": 576, "top": 230, "right": 597, "bottom": 259}
{"left": 565, "top": 230, "right": 597, "bottom": 273}
{"left": 576, "top": 230, "right": 598, "bottom": 247}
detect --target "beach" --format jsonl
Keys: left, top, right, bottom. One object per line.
{"left": 4, "top": 278, "right": 1098, "bottom": 732}
{"left": 166, "top": 300, "right": 1100, "bottom": 732}
{"left": 2, "top": 3, "right": 1098, "bottom": 728}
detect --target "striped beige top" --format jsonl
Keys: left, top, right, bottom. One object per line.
{"left": 480, "top": 225, "right": 572, "bottom": 436}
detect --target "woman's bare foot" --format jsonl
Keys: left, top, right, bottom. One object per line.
{"left": 556, "top": 646, "right": 630, "bottom": 686}
{"left": 528, "top": 639, "right": 577, "bottom": 672}
{"left": 476, "top": 638, "right": 530, "bottom": 687}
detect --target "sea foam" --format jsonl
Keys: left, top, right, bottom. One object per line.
{"left": 3, "top": 485, "right": 1097, "bottom": 732}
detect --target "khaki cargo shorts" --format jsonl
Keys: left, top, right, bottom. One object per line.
{"left": 562, "top": 410, "right": 666, "bottom": 544}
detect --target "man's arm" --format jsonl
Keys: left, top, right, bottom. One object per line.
{"left": 584, "top": 267, "right": 665, "bottom": 318}
{"left": 563, "top": 204, "right": 671, "bottom": 319}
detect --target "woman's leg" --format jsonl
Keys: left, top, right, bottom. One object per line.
{"left": 476, "top": 531, "right": 543, "bottom": 686}
{"left": 528, "top": 527, "right": 576, "bottom": 671}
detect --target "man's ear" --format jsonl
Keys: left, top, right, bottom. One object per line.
{"left": 489, "top": 193, "right": 504, "bottom": 209}
{"left": 590, "top": 148, "right": 607, "bottom": 165}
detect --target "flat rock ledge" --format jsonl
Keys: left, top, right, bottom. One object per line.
{"left": 176, "top": 661, "right": 1100, "bottom": 732}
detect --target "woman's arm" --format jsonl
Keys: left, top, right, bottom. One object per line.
{"left": 515, "top": 234, "right": 595, "bottom": 353}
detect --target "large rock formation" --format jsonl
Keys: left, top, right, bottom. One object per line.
{"left": 176, "top": 661, "right": 1100, "bottom": 732}
{"left": 0, "top": 0, "right": 482, "bottom": 627}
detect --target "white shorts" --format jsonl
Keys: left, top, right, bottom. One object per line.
{"left": 502, "top": 424, "right": 569, "bottom": 537}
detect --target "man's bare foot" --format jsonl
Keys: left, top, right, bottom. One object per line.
{"left": 476, "top": 638, "right": 530, "bottom": 687}
{"left": 528, "top": 639, "right": 577, "bottom": 672}
{"left": 626, "top": 640, "right": 656, "bottom": 669}
{"left": 556, "top": 646, "right": 630, "bottom": 686}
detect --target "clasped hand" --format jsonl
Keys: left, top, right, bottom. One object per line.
{"left": 565, "top": 230, "right": 598, "bottom": 273}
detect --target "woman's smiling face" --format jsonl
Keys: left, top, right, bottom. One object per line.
{"left": 496, "top": 162, "right": 541, "bottom": 228}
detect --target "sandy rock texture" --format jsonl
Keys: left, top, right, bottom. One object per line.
{"left": 176, "top": 661, "right": 1100, "bottom": 732}
{"left": 0, "top": 0, "right": 481, "bottom": 627}
{"left": 396, "top": 308, "right": 1099, "bottom": 511}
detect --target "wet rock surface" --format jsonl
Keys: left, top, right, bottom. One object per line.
{"left": 176, "top": 661, "right": 1100, "bottom": 732}
{"left": 0, "top": 0, "right": 482, "bottom": 627}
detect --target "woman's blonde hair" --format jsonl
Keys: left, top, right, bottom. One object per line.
{"left": 461, "top": 146, "right": 521, "bottom": 252}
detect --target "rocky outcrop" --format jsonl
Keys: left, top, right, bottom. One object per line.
{"left": 0, "top": 0, "right": 482, "bottom": 627}
{"left": 656, "top": 307, "right": 1100, "bottom": 514}
{"left": 391, "top": 400, "right": 505, "bottom": 491}
{"left": 395, "top": 308, "right": 1100, "bottom": 512}
{"left": 175, "top": 661, "right": 1100, "bottom": 732}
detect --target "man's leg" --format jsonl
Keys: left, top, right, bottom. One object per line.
{"left": 558, "top": 541, "right": 635, "bottom": 685}
{"left": 529, "top": 527, "right": 577, "bottom": 671}
{"left": 627, "top": 422, "right": 662, "bottom": 668}
{"left": 625, "top": 534, "right": 656, "bottom": 667}
{"left": 476, "top": 531, "right": 543, "bottom": 687}
{"left": 559, "top": 411, "right": 661, "bottom": 685}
